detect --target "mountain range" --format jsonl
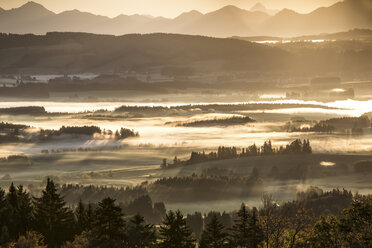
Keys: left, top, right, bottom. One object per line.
{"left": 0, "top": 0, "right": 371, "bottom": 37}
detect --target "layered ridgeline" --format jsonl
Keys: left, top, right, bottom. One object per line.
{"left": 2, "top": 32, "right": 372, "bottom": 75}
{"left": 0, "top": 0, "right": 371, "bottom": 37}
{"left": 0, "top": 32, "right": 288, "bottom": 74}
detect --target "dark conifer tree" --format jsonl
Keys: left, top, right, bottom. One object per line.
{"left": 86, "top": 203, "right": 94, "bottom": 231}
{"left": 0, "top": 225, "right": 9, "bottom": 246}
{"left": 230, "top": 204, "right": 264, "bottom": 248}
{"left": 75, "top": 200, "right": 87, "bottom": 234}
{"left": 5, "top": 183, "right": 18, "bottom": 240}
{"left": 0, "top": 188, "right": 9, "bottom": 245}
{"left": 2, "top": 183, "right": 32, "bottom": 241}
{"left": 186, "top": 212, "right": 203, "bottom": 239}
{"left": 199, "top": 214, "right": 228, "bottom": 248}
{"left": 126, "top": 213, "right": 157, "bottom": 248}
{"left": 15, "top": 185, "right": 33, "bottom": 238}
{"left": 91, "top": 197, "right": 126, "bottom": 248}
{"left": 33, "top": 178, "right": 76, "bottom": 248}
{"left": 230, "top": 203, "right": 251, "bottom": 247}
{"left": 249, "top": 207, "right": 264, "bottom": 248}
{"left": 158, "top": 210, "right": 195, "bottom": 248}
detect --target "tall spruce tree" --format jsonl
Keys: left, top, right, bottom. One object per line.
{"left": 231, "top": 203, "right": 251, "bottom": 247}
{"left": 126, "top": 213, "right": 157, "bottom": 248}
{"left": 249, "top": 208, "right": 264, "bottom": 248}
{"left": 75, "top": 200, "right": 87, "bottom": 234}
{"left": 230, "top": 204, "right": 264, "bottom": 248}
{"left": 91, "top": 197, "right": 126, "bottom": 248}
{"left": 199, "top": 214, "right": 228, "bottom": 248}
{"left": 8, "top": 184, "right": 33, "bottom": 241}
{"left": 16, "top": 185, "right": 33, "bottom": 237}
{"left": 6, "top": 183, "right": 19, "bottom": 241}
{"left": 86, "top": 203, "right": 94, "bottom": 231}
{"left": 33, "top": 178, "right": 76, "bottom": 248}
{"left": 159, "top": 210, "right": 195, "bottom": 248}
{"left": 0, "top": 188, "right": 9, "bottom": 245}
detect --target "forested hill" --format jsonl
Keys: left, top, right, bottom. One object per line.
{"left": 0, "top": 32, "right": 289, "bottom": 74}
{"left": 2, "top": 32, "right": 372, "bottom": 75}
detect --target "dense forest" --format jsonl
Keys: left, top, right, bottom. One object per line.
{"left": 0, "top": 180, "right": 370, "bottom": 248}
{"left": 169, "top": 116, "right": 256, "bottom": 127}
{"left": 163, "top": 139, "right": 312, "bottom": 168}
{"left": 149, "top": 173, "right": 263, "bottom": 202}
{"left": 0, "top": 123, "right": 139, "bottom": 144}
{"left": 0, "top": 107, "right": 47, "bottom": 116}
{"left": 287, "top": 116, "right": 371, "bottom": 133}
{"left": 1, "top": 32, "right": 372, "bottom": 75}
{"left": 0, "top": 32, "right": 287, "bottom": 75}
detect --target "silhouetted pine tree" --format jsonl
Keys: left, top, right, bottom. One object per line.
{"left": 159, "top": 210, "right": 195, "bottom": 248}
{"left": 86, "top": 203, "right": 94, "bottom": 231}
{"left": 75, "top": 200, "right": 87, "bottom": 234}
{"left": 126, "top": 213, "right": 157, "bottom": 248}
{"left": 91, "top": 197, "right": 126, "bottom": 248}
{"left": 302, "top": 139, "right": 312, "bottom": 154}
{"left": 5, "top": 183, "right": 18, "bottom": 241}
{"left": 15, "top": 185, "right": 33, "bottom": 238}
{"left": 0, "top": 188, "right": 9, "bottom": 245}
{"left": 199, "top": 214, "right": 228, "bottom": 248}
{"left": 33, "top": 178, "right": 76, "bottom": 248}
{"left": 230, "top": 203, "right": 251, "bottom": 247}
{"left": 1, "top": 183, "right": 33, "bottom": 243}
{"left": 230, "top": 204, "right": 264, "bottom": 248}
{"left": 249, "top": 207, "right": 264, "bottom": 248}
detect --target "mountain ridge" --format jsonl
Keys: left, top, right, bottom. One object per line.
{"left": 0, "top": 0, "right": 371, "bottom": 37}
{"left": 0, "top": 32, "right": 289, "bottom": 74}
{"left": 250, "top": 2, "right": 279, "bottom": 15}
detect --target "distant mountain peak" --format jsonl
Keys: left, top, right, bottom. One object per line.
{"left": 19, "top": 1, "right": 47, "bottom": 10}
{"left": 209, "top": 5, "right": 250, "bottom": 16}
{"left": 220, "top": 5, "right": 245, "bottom": 11}
{"left": 186, "top": 10, "right": 203, "bottom": 16}
{"left": 65, "top": 9, "right": 82, "bottom": 14}
{"left": 0, "top": 0, "right": 371, "bottom": 38}
{"left": 11, "top": 1, "right": 54, "bottom": 16}
{"left": 276, "top": 8, "right": 298, "bottom": 16}
{"left": 251, "top": 3, "right": 267, "bottom": 11}
{"left": 250, "top": 2, "right": 279, "bottom": 15}
{"left": 175, "top": 9, "right": 203, "bottom": 20}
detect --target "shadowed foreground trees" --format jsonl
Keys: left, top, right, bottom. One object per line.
{"left": 199, "top": 214, "right": 228, "bottom": 248}
{"left": 126, "top": 214, "right": 157, "bottom": 248}
{"left": 33, "top": 179, "right": 76, "bottom": 248}
{"left": 158, "top": 210, "right": 195, "bottom": 248}
{"left": 0, "top": 180, "right": 371, "bottom": 248}
{"left": 90, "top": 197, "right": 126, "bottom": 248}
{"left": 230, "top": 204, "right": 264, "bottom": 248}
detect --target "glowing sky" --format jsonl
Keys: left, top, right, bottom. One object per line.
{"left": 0, "top": 0, "right": 341, "bottom": 18}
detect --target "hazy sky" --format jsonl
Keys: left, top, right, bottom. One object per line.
{"left": 0, "top": 0, "right": 341, "bottom": 17}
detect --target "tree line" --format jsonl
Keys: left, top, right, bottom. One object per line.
{"left": 162, "top": 139, "right": 312, "bottom": 168}
{"left": 150, "top": 172, "right": 263, "bottom": 202}
{"left": 0, "top": 179, "right": 370, "bottom": 248}
{"left": 0, "top": 123, "right": 139, "bottom": 144}
{"left": 175, "top": 116, "right": 256, "bottom": 127}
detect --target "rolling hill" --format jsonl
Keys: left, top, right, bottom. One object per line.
{"left": 0, "top": 32, "right": 289, "bottom": 74}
